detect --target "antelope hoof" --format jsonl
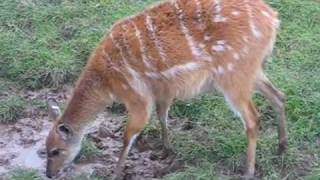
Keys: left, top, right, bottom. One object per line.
{"left": 112, "top": 165, "right": 124, "bottom": 180}
{"left": 243, "top": 172, "right": 255, "bottom": 180}
{"left": 243, "top": 167, "right": 255, "bottom": 180}
{"left": 164, "top": 146, "right": 175, "bottom": 156}
{"left": 278, "top": 140, "right": 288, "bottom": 155}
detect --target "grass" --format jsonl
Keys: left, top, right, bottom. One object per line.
{"left": 76, "top": 136, "right": 102, "bottom": 162}
{"left": 71, "top": 175, "right": 103, "bottom": 180}
{"left": 0, "top": 0, "right": 158, "bottom": 89}
{"left": 0, "top": 78, "right": 47, "bottom": 123}
{"left": 5, "top": 168, "right": 41, "bottom": 180}
{"left": 4, "top": 168, "right": 103, "bottom": 180}
{"left": 0, "top": 95, "right": 27, "bottom": 123}
{"left": 0, "top": 0, "right": 319, "bottom": 179}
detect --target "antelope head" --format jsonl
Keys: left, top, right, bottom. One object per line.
{"left": 45, "top": 98, "right": 82, "bottom": 178}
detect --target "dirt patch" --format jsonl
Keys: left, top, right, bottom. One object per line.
{"left": 0, "top": 89, "right": 183, "bottom": 179}
{"left": 0, "top": 117, "right": 51, "bottom": 177}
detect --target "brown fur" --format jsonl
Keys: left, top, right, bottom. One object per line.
{"left": 46, "top": 0, "right": 287, "bottom": 178}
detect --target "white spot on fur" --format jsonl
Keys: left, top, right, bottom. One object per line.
{"left": 110, "top": 33, "right": 127, "bottom": 63}
{"left": 233, "top": 52, "right": 240, "bottom": 60}
{"left": 121, "top": 24, "right": 140, "bottom": 64}
{"left": 110, "top": 31, "right": 149, "bottom": 93}
{"left": 103, "top": 52, "right": 121, "bottom": 72}
{"left": 199, "top": 43, "right": 206, "bottom": 49}
{"left": 121, "top": 84, "right": 128, "bottom": 90}
{"left": 108, "top": 93, "right": 115, "bottom": 100}
{"left": 246, "top": 1, "right": 261, "bottom": 38}
{"left": 273, "top": 18, "right": 281, "bottom": 29}
{"left": 161, "top": 62, "right": 201, "bottom": 78}
{"left": 144, "top": 72, "right": 160, "bottom": 79}
{"left": 214, "top": 0, "right": 222, "bottom": 12}
{"left": 217, "top": 40, "right": 226, "bottom": 45}
{"left": 213, "top": 0, "right": 226, "bottom": 22}
{"left": 232, "top": 11, "right": 240, "bottom": 16}
{"left": 217, "top": 66, "right": 224, "bottom": 75}
{"left": 224, "top": 96, "right": 246, "bottom": 129}
{"left": 131, "top": 20, "right": 153, "bottom": 69}
{"left": 175, "top": 1, "right": 203, "bottom": 58}
{"left": 227, "top": 63, "right": 234, "bottom": 71}
{"left": 242, "top": 46, "right": 249, "bottom": 54}
{"left": 126, "top": 67, "right": 148, "bottom": 96}
{"left": 212, "top": 40, "right": 226, "bottom": 52}
{"left": 226, "top": 45, "right": 233, "bottom": 50}
{"left": 249, "top": 21, "right": 261, "bottom": 38}
{"left": 262, "top": 11, "right": 271, "bottom": 18}
{"left": 242, "top": 36, "right": 249, "bottom": 43}
{"left": 212, "top": 44, "right": 225, "bottom": 52}
{"left": 195, "top": 0, "right": 204, "bottom": 29}
{"left": 146, "top": 15, "right": 167, "bottom": 62}
{"left": 204, "top": 35, "right": 211, "bottom": 41}
{"left": 214, "top": 15, "right": 226, "bottom": 22}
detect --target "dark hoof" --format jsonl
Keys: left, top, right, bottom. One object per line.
{"left": 243, "top": 173, "right": 255, "bottom": 180}
{"left": 278, "top": 141, "right": 288, "bottom": 155}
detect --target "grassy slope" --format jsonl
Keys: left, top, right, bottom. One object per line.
{"left": 0, "top": 0, "right": 319, "bottom": 179}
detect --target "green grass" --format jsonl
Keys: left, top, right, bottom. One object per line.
{"left": 0, "top": 78, "right": 47, "bottom": 123}
{"left": 0, "top": 94, "right": 48, "bottom": 123}
{"left": 5, "top": 168, "right": 103, "bottom": 180}
{"left": 0, "top": 0, "right": 319, "bottom": 179}
{"left": 0, "top": 0, "right": 158, "bottom": 89}
{"left": 5, "top": 168, "right": 41, "bottom": 180}
{"left": 71, "top": 175, "right": 103, "bottom": 180}
{"left": 307, "top": 168, "right": 320, "bottom": 180}
{"left": 76, "top": 137, "right": 102, "bottom": 162}
{"left": 0, "top": 95, "right": 27, "bottom": 123}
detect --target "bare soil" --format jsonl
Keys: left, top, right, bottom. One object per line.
{"left": 0, "top": 88, "right": 183, "bottom": 180}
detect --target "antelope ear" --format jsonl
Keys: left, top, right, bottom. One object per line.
{"left": 56, "top": 123, "right": 73, "bottom": 140}
{"left": 47, "top": 98, "right": 61, "bottom": 120}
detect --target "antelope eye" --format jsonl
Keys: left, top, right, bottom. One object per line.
{"left": 49, "top": 149, "right": 60, "bottom": 157}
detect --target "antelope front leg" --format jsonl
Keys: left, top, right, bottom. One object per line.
{"left": 156, "top": 100, "right": 173, "bottom": 151}
{"left": 113, "top": 99, "right": 152, "bottom": 179}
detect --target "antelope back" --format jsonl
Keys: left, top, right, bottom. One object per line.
{"left": 90, "top": 0, "right": 280, "bottom": 101}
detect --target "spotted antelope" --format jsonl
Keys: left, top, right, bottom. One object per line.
{"left": 45, "top": 0, "right": 287, "bottom": 178}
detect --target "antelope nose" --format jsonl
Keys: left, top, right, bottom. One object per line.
{"left": 46, "top": 171, "right": 53, "bottom": 178}
{"left": 46, "top": 169, "right": 56, "bottom": 178}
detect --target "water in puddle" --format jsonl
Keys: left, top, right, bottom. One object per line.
{"left": 0, "top": 112, "right": 177, "bottom": 179}
{"left": 11, "top": 141, "right": 44, "bottom": 170}
{"left": 0, "top": 118, "right": 50, "bottom": 176}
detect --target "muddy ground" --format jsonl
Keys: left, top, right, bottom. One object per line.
{"left": 0, "top": 88, "right": 184, "bottom": 179}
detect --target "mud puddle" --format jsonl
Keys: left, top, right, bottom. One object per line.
{"left": 0, "top": 117, "right": 51, "bottom": 177}
{"left": 0, "top": 90, "right": 183, "bottom": 179}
